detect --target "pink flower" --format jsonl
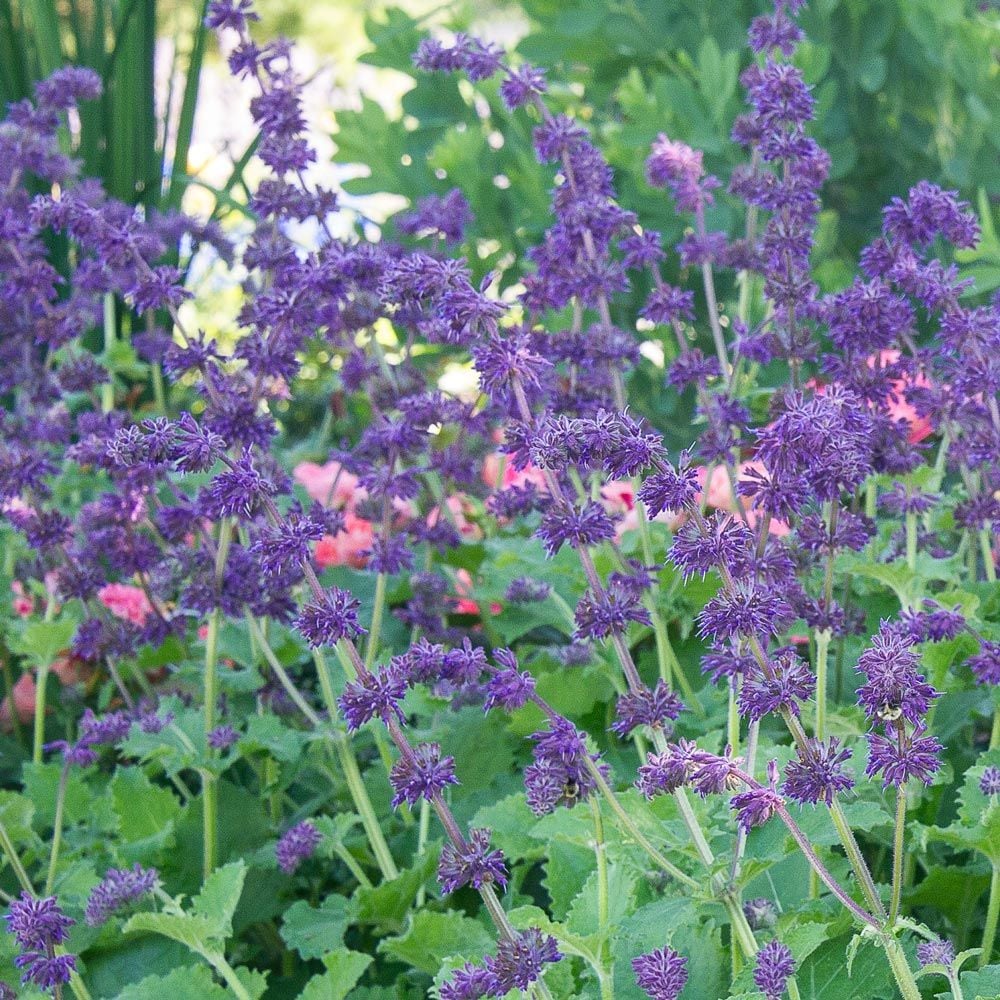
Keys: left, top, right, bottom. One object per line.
{"left": 696, "top": 462, "right": 791, "bottom": 536}
{"left": 427, "top": 495, "right": 482, "bottom": 541}
{"left": 293, "top": 460, "right": 363, "bottom": 509}
{"left": 314, "top": 512, "right": 374, "bottom": 569}
{"left": 481, "top": 452, "right": 549, "bottom": 492}
{"left": 600, "top": 481, "right": 636, "bottom": 515}
{"left": 98, "top": 583, "right": 153, "bottom": 626}
{"left": 10, "top": 582, "right": 33, "bottom": 618}
{"left": 0, "top": 657, "right": 89, "bottom": 730}
{"left": 454, "top": 569, "right": 502, "bottom": 617}
{"left": 868, "top": 350, "right": 933, "bottom": 444}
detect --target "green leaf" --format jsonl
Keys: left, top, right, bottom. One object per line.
{"left": 240, "top": 713, "right": 309, "bottom": 763}
{"left": 355, "top": 848, "right": 438, "bottom": 930}
{"left": 191, "top": 861, "right": 247, "bottom": 940}
{"left": 379, "top": 910, "right": 494, "bottom": 975}
{"left": 110, "top": 768, "right": 181, "bottom": 861}
{"left": 115, "top": 964, "right": 230, "bottom": 1000}
{"left": 300, "top": 949, "right": 373, "bottom": 1000}
{"left": 922, "top": 750, "right": 1000, "bottom": 864}
{"left": 0, "top": 791, "right": 35, "bottom": 844}
{"left": 123, "top": 911, "right": 220, "bottom": 956}
{"left": 280, "top": 895, "right": 353, "bottom": 960}
{"left": 9, "top": 617, "right": 77, "bottom": 665}
{"left": 566, "top": 861, "right": 637, "bottom": 937}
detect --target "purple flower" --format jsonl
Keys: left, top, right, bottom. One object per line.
{"left": 489, "top": 928, "right": 561, "bottom": 991}
{"left": 201, "top": 449, "right": 276, "bottom": 519}
{"left": 574, "top": 584, "right": 652, "bottom": 640}
{"left": 499, "top": 65, "right": 547, "bottom": 109}
{"left": 339, "top": 666, "right": 407, "bottom": 731}
{"left": 754, "top": 939, "right": 795, "bottom": 1000}
{"left": 611, "top": 681, "right": 684, "bottom": 738}
{"left": 208, "top": 725, "right": 240, "bottom": 751}
{"left": 731, "top": 784, "right": 783, "bottom": 833}
{"left": 738, "top": 651, "right": 814, "bottom": 721}
{"left": 782, "top": 738, "right": 854, "bottom": 805}
{"left": 389, "top": 742, "right": 458, "bottom": 807}
{"left": 4, "top": 893, "right": 76, "bottom": 988}
{"left": 856, "top": 623, "right": 939, "bottom": 725}
{"left": 504, "top": 577, "right": 551, "bottom": 603}
{"left": 699, "top": 585, "right": 792, "bottom": 644}
{"left": 296, "top": 588, "right": 365, "bottom": 648}
{"left": 632, "top": 945, "right": 688, "bottom": 1000}
{"left": 440, "top": 961, "right": 499, "bottom": 1000}
{"left": 980, "top": 767, "right": 1000, "bottom": 796}
{"left": 85, "top": 865, "right": 158, "bottom": 926}
{"left": 438, "top": 828, "right": 508, "bottom": 895}
{"left": 882, "top": 181, "right": 979, "bottom": 249}
{"left": 637, "top": 741, "right": 697, "bottom": 798}
{"left": 641, "top": 284, "right": 696, "bottom": 325}
{"left": 969, "top": 641, "right": 1000, "bottom": 685}
{"left": 916, "top": 938, "right": 955, "bottom": 968}
{"left": 865, "top": 729, "right": 942, "bottom": 787}
{"left": 638, "top": 459, "right": 700, "bottom": 516}
{"left": 743, "top": 897, "right": 778, "bottom": 930}
{"left": 536, "top": 500, "right": 616, "bottom": 556}
{"left": 484, "top": 659, "right": 535, "bottom": 713}
{"left": 524, "top": 718, "right": 603, "bottom": 815}
{"left": 276, "top": 820, "right": 321, "bottom": 874}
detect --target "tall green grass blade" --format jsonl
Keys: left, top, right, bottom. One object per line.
{"left": 25, "top": 0, "right": 63, "bottom": 78}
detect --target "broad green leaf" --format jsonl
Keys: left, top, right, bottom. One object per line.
{"left": 240, "top": 713, "right": 309, "bottom": 763}
{"left": 192, "top": 861, "right": 247, "bottom": 940}
{"left": 300, "top": 949, "right": 373, "bottom": 1000}
{"left": 123, "top": 911, "right": 220, "bottom": 955}
{"left": 10, "top": 617, "right": 77, "bottom": 664}
{"left": 378, "top": 910, "right": 494, "bottom": 976}
{"left": 116, "top": 964, "right": 229, "bottom": 1000}
{"left": 110, "top": 768, "right": 181, "bottom": 861}
{"left": 281, "top": 895, "right": 353, "bottom": 960}
{"left": 355, "top": 848, "right": 438, "bottom": 930}
{"left": 0, "top": 790, "right": 34, "bottom": 844}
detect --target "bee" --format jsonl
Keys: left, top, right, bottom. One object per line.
{"left": 879, "top": 703, "right": 903, "bottom": 723}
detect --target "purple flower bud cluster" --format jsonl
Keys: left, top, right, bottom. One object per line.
{"left": 85, "top": 865, "right": 158, "bottom": 926}
{"left": 275, "top": 820, "right": 322, "bottom": 873}
{"left": 4, "top": 893, "right": 76, "bottom": 989}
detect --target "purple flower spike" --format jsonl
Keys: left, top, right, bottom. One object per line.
{"left": 85, "top": 864, "right": 158, "bottom": 926}
{"left": 5, "top": 893, "right": 76, "bottom": 988}
{"left": 754, "top": 939, "right": 795, "bottom": 999}
{"left": 980, "top": 766, "right": 1000, "bottom": 796}
{"left": 438, "top": 828, "right": 508, "bottom": 895}
{"left": 276, "top": 820, "right": 321, "bottom": 874}
{"left": 632, "top": 945, "right": 688, "bottom": 1000}
{"left": 916, "top": 938, "right": 955, "bottom": 968}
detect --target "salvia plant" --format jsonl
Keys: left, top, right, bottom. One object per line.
{"left": 0, "top": 1, "right": 997, "bottom": 998}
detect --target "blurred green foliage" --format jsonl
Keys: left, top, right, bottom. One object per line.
{"left": 337, "top": 0, "right": 1000, "bottom": 296}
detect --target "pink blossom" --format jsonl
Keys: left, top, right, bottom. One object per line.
{"left": 600, "top": 481, "right": 636, "bottom": 515}
{"left": 314, "top": 512, "right": 374, "bottom": 569}
{"left": 98, "top": 583, "right": 153, "bottom": 626}
{"left": 481, "top": 452, "right": 549, "bottom": 492}
{"left": 293, "top": 460, "right": 363, "bottom": 509}
{"left": 868, "top": 350, "right": 933, "bottom": 444}
{"left": 427, "top": 495, "right": 482, "bottom": 541}
{"left": 10, "top": 582, "right": 33, "bottom": 618}
{"left": 454, "top": 568, "right": 502, "bottom": 617}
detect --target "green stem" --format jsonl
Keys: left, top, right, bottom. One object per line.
{"left": 334, "top": 843, "right": 372, "bottom": 889}
{"left": 45, "top": 763, "right": 69, "bottom": 895}
{"left": 981, "top": 864, "right": 1000, "bottom": 968}
{"left": 415, "top": 798, "right": 431, "bottom": 907}
{"left": 889, "top": 784, "right": 906, "bottom": 926}
{"left": 101, "top": 293, "right": 115, "bottom": 413}
{"left": 905, "top": 512, "right": 917, "bottom": 575}
{"left": 675, "top": 787, "right": 715, "bottom": 867}
{"left": 364, "top": 573, "right": 387, "bottom": 670}
{"left": 589, "top": 797, "right": 613, "bottom": 1000}
{"left": 829, "top": 798, "right": 886, "bottom": 920}
{"left": 581, "top": 758, "right": 699, "bottom": 891}
{"left": 727, "top": 679, "right": 740, "bottom": 757}
{"left": 203, "top": 518, "right": 233, "bottom": 879}
{"left": 312, "top": 651, "right": 399, "bottom": 880}
{"left": 814, "top": 628, "right": 831, "bottom": 742}
{"left": 0, "top": 819, "right": 33, "bottom": 893}
{"left": 980, "top": 529, "right": 997, "bottom": 583}
{"left": 33, "top": 661, "right": 49, "bottom": 766}
{"left": 205, "top": 950, "right": 253, "bottom": 1000}
{"left": 881, "top": 934, "right": 922, "bottom": 1000}
{"left": 990, "top": 703, "right": 1000, "bottom": 751}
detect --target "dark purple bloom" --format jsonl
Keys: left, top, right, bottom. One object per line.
{"left": 856, "top": 623, "right": 939, "bottom": 724}
{"left": 882, "top": 181, "right": 979, "bottom": 249}
{"left": 743, "top": 897, "right": 778, "bottom": 930}
{"left": 916, "top": 938, "right": 955, "bottom": 968}
{"left": 738, "top": 650, "right": 814, "bottom": 721}
{"left": 969, "top": 641, "right": 1000, "bottom": 685}
{"left": 5, "top": 893, "right": 76, "bottom": 988}
{"left": 754, "top": 939, "right": 795, "bottom": 1000}
{"left": 638, "top": 459, "right": 700, "bottom": 516}
{"left": 208, "top": 725, "right": 240, "bottom": 750}
{"left": 637, "top": 741, "right": 697, "bottom": 798}
{"left": 296, "top": 588, "right": 365, "bottom": 647}
{"left": 574, "top": 584, "right": 652, "bottom": 640}
{"left": 499, "top": 65, "right": 547, "bottom": 109}
{"left": 397, "top": 189, "right": 472, "bottom": 243}
{"left": 389, "top": 742, "right": 458, "bottom": 807}
{"left": 85, "top": 865, "right": 158, "bottom": 926}
{"left": 980, "top": 767, "right": 1000, "bottom": 796}
{"left": 865, "top": 730, "right": 942, "bottom": 787}
{"left": 536, "top": 500, "right": 616, "bottom": 556}
{"left": 484, "top": 660, "right": 536, "bottom": 713}
{"left": 783, "top": 738, "right": 854, "bottom": 805}
{"left": 276, "top": 820, "right": 321, "bottom": 873}
{"left": 611, "top": 681, "right": 684, "bottom": 738}
{"left": 201, "top": 449, "right": 276, "bottom": 519}
{"left": 505, "top": 577, "right": 551, "bottom": 603}
{"left": 731, "top": 784, "right": 783, "bottom": 832}
{"left": 632, "top": 945, "right": 688, "bottom": 1000}
{"left": 489, "top": 928, "right": 561, "bottom": 991}
{"left": 440, "top": 961, "right": 499, "bottom": 1000}
{"left": 438, "top": 828, "right": 508, "bottom": 895}
{"left": 524, "top": 718, "right": 603, "bottom": 815}
{"left": 641, "top": 284, "right": 695, "bottom": 325}
{"left": 339, "top": 666, "right": 407, "bottom": 731}
{"left": 699, "top": 585, "right": 792, "bottom": 644}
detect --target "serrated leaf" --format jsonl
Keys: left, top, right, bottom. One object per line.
{"left": 0, "top": 791, "right": 34, "bottom": 844}
{"left": 115, "top": 964, "right": 230, "bottom": 1000}
{"left": 110, "top": 768, "right": 181, "bottom": 861}
{"left": 300, "top": 949, "right": 372, "bottom": 1000}
{"left": 10, "top": 618, "right": 77, "bottom": 665}
{"left": 566, "top": 862, "right": 636, "bottom": 937}
{"left": 379, "top": 910, "right": 494, "bottom": 975}
{"left": 281, "top": 896, "right": 353, "bottom": 960}
{"left": 192, "top": 861, "right": 247, "bottom": 940}
{"left": 123, "top": 911, "right": 220, "bottom": 955}
{"left": 240, "top": 713, "right": 309, "bottom": 762}
{"left": 355, "top": 848, "right": 438, "bottom": 930}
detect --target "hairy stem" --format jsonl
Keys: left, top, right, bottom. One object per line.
{"left": 981, "top": 864, "right": 1000, "bottom": 968}
{"left": 889, "top": 784, "right": 907, "bottom": 926}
